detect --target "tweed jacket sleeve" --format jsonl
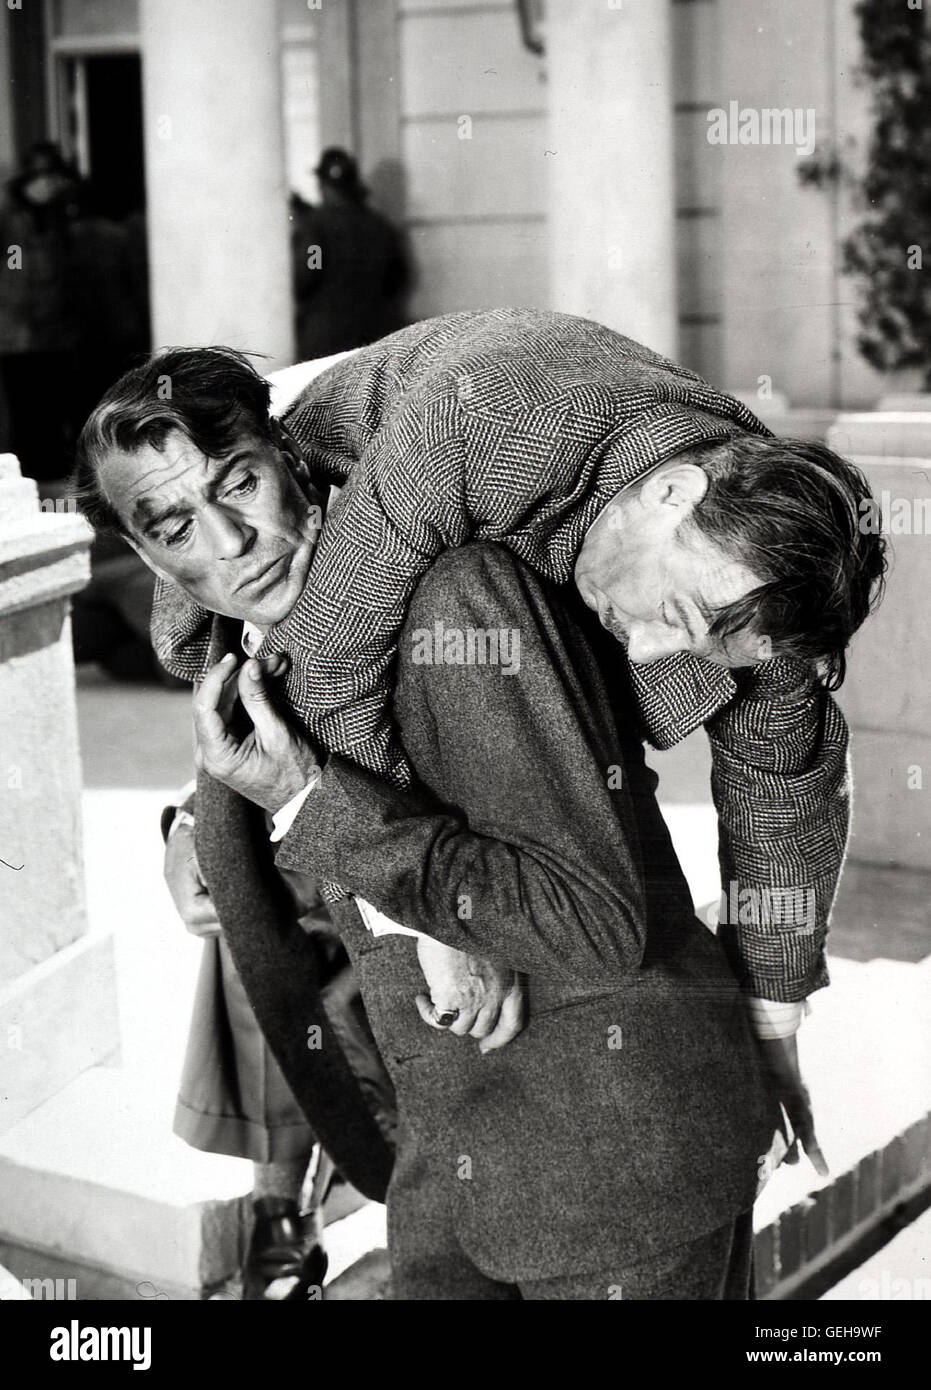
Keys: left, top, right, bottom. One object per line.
{"left": 150, "top": 311, "right": 850, "bottom": 999}
{"left": 706, "top": 660, "right": 850, "bottom": 1002}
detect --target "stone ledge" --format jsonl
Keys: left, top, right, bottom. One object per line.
{"left": 0, "top": 452, "right": 92, "bottom": 616}
{"left": 727, "top": 397, "right": 839, "bottom": 442}
{"left": 828, "top": 412, "right": 931, "bottom": 460}
{"left": 0, "top": 933, "right": 120, "bottom": 1137}
{"left": 0, "top": 1259, "right": 32, "bottom": 1300}
{"left": 0, "top": 1066, "right": 249, "bottom": 1291}
{"left": 0, "top": 1062, "right": 376, "bottom": 1298}
{"left": 0, "top": 543, "right": 91, "bottom": 619}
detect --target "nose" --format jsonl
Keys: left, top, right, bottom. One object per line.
{"left": 202, "top": 502, "right": 256, "bottom": 561}
{"left": 626, "top": 620, "right": 690, "bottom": 664}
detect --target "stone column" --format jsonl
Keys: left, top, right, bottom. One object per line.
{"left": 0, "top": 8, "right": 15, "bottom": 182}
{"left": 716, "top": 0, "right": 837, "bottom": 407}
{"left": 139, "top": 0, "right": 295, "bottom": 367}
{"left": 0, "top": 456, "right": 119, "bottom": 1135}
{"left": 546, "top": 0, "right": 677, "bottom": 357}
{"left": 827, "top": 415, "right": 931, "bottom": 872}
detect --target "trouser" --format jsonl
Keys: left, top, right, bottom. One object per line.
{"left": 388, "top": 1150, "right": 754, "bottom": 1300}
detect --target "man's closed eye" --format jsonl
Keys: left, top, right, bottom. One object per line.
{"left": 162, "top": 518, "right": 194, "bottom": 548}
{"left": 221, "top": 472, "right": 259, "bottom": 501}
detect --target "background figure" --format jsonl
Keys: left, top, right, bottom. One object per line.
{"left": 65, "top": 180, "right": 150, "bottom": 430}
{"left": 0, "top": 142, "right": 80, "bottom": 481}
{"left": 164, "top": 810, "right": 385, "bottom": 1300}
{"left": 65, "top": 183, "right": 155, "bottom": 681}
{"left": 291, "top": 147, "right": 409, "bottom": 358}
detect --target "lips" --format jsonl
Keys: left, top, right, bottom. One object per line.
{"left": 235, "top": 554, "right": 288, "bottom": 596}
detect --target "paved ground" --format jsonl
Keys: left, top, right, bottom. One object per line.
{"left": 72, "top": 664, "right": 931, "bottom": 1298}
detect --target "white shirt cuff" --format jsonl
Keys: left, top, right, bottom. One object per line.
{"left": 270, "top": 777, "right": 319, "bottom": 843}
{"left": 354, "top": 896, "right": 424, "bottom": 940}
{"left": 746, "top": 996, "right": 808, "bottom": 1040}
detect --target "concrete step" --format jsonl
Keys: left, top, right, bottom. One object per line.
{"left": 820, "top": 1203, "right": 931, "bottom": 1300}
{"left": 0, "top": 1063, "right": 380, "bottom": 1299}
{"left": 0, "top": 1260, "right": 32, "bottom": 1300}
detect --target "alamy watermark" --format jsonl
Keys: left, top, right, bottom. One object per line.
{"left": 707, "top": 102, "right": 817, "bottom": 158}
{"left": 859, "top": 492, "right": 931, "bottom": 536}
{"left": 0, "top": 1274, "right": 76, "bottom": 1299}
{"left": 411, "top": 620, "right": 521, "bottom": 675}
{"left": 713, "top": 881, "right": 816, "bottom": 936}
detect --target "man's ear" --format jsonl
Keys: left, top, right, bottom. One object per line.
{"left": 271, "top": 417, "right": 325, "bottom": 509}
{"left": 271, "top": 418, "right": 308, "bottom": 477}
{"left": 124, "top": 532, "right": 173, "bottom": 584}
{"left": 640, "top": 462, "right": 709, "bottom": 517}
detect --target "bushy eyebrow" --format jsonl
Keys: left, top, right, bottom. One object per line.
{"left": 132, "top": 451, "right": 258, "bottom": 535}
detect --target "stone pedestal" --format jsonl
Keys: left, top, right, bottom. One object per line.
{"left": 0, "top": 455, "right": 119, "bottom": 1135}
{"left": 827, "top": 415, "right": 931, "bottom": 873}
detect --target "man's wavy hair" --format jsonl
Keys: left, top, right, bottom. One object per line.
{"left": 686, "top": 432, "right": 887, "bottom": 689}
{"left": 75, "top": 346, "right": 273, "bottom": 534}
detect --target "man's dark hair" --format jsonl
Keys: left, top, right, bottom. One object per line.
{"left": 687, "top": 432, "right": 887, "bottom": 688}
{"left": 75, "top": 346, "right": 273, "bottom": 534}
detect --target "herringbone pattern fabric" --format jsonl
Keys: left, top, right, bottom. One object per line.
{"left": 151, "top": 309, "right": 849, "bottom": 998}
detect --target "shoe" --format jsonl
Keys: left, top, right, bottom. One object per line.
{"left": 242, "top": 1196, "right": 329, "bottom": 1301}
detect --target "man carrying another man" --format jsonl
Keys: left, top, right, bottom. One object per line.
{"left": 76, "top": 309, "right": 885, "bottom": 1298}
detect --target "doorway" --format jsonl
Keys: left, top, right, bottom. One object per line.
{"left": 59, "top": 51, "right": 145, "bottom": 218}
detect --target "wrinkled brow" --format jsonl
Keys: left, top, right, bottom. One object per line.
{"left": 131, "top": 452, "right": 256, "bottom": 533}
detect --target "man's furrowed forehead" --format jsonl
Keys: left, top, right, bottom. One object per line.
{"left": 101, "top": 429, "right": 267, "bottom": 533}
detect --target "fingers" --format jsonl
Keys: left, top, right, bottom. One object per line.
{"left": 784, "top": 1093, "right": 829, "bottom": 1175}
{"left": 447, "top": 1004, "right": 478, "bottom": 1037}
{"left": 236, "top": 658, "right": 292, "bottom": 743}
{"left": 469, "top": 995, "right": 501, "bottom": 1040}
{"left": 415, "top": 994, "right": 456, "bottom": 1031}
{"left": 798, "top": 1123, "right": 829, "bottom": 1176}
{"left": 469, "top": 975, "right": 517, "bottom": 1039}
{"left": 261, "top": 652, "right": 290, "bottom": 680}
{"left": 192, "top": 654, "right": 241, "bottom": 762}
{"left": 187, "top": 916, "right": 222, "bottom": 939}
{"left": 479, "top": 980, "right": 526, "bottom": 1054}
{"left": 414, "top": 992, "right": 478, "bottom": 1035}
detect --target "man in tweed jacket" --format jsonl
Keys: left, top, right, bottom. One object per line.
{"left": 77, "top": 309, "right": 884, "bottom": 1294}
{"left": 128, "top": 310, "right": 881, "bottom": 1014}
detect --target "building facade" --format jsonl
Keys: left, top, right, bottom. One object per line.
{"left": 0, "top": 0, "right": 909, "bottom": 405}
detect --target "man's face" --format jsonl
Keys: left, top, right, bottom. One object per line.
{"left": 574, "top": 463, "right": 769, "bottom": 668}
{"left": 100, "top": 427, "right": 322, "bottom": 627}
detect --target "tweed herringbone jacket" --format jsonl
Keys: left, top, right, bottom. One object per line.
{"left": 151, "top": 309, "right": 850, "bottom": 1002}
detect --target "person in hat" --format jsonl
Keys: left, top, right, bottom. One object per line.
{"left": 290, "top": 147, "right": 409, "bottom": 359}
